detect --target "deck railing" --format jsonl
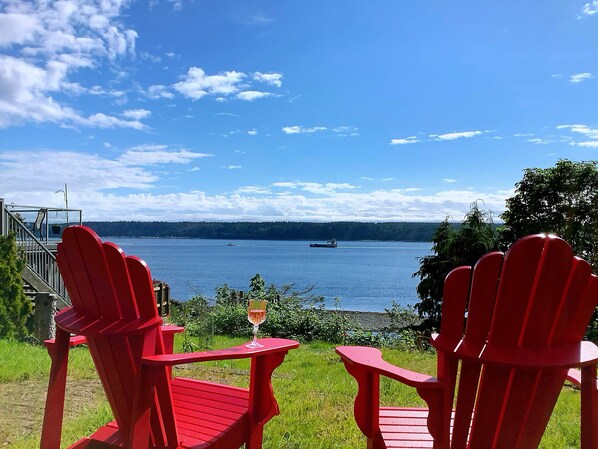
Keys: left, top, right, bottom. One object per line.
{"left": 1, "top": 199, "right": 71, "bottom": 307}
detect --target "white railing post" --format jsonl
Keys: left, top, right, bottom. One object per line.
{"left": 0, "top": 198, "right": 6, "bottom": 236}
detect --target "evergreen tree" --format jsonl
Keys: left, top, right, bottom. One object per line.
{"left": 500, "top": 159, "right": 598, "bottom": 269}
{"left": 413, "top": 203, "right": 499, "bottom": 330}
{"left": 0, "top": 232, "right": 31, "bottom": 339}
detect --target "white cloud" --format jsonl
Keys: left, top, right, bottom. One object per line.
{"left": 146, "top": 84, "right": 175, "bottom": 99}
{"left": 0, "top": 1, "right": 138, "bottom": 128}
{"left": 119, "top": 145, "right": 212, "bottom": 165}
{"left": 173, "top": 67, "right": 246, "bottom": 100}
{"left": 570, "top": 72, "right": 594, "bottom": 84}
{"left": 579, "top": 1, "right": 598, "bottom": 17}
{"left": 237, "top": 14, "right": 273, "bottom": 26}
{"left": 0, "top": 150, "right": 157, "bottom": 192}
{"left": 333, "top": 126, "right": 359, "bottom": 136}
{"left": 86, "top": 113, "right": 147, "bottom": 130}
{"left": 248, "top": 129, "right": 258, "bottom": 136}
{"left": 434, "top": 130, "right": 484, "bottom": 141}
{"left": 282, "top": 125, "right": 327, "bottom": 134}
{"left": 223, "top": 165, "right": 242, "bottom": 170}
{"left": 123, "top": 109, "right": 151, "bottom": 120}
{"left": 235, "top": 185, "right": 271, "bottom": 194}
{"left": 527, "top": 138, "right": 554, "bottom": 145}
{"left": 0, "top": 152, "right": 511, "bottom": 221}
{"left": 237, "top": 90, "right": 272, "bottom": 101}
{"left": 87, "top": 85, "right": 126, "bottom": 97}
{"left": 254, "top": 72, "right": 283, "bottom": 87}
{"left": 390, "top": 137, "right": 419, "bottom": 145}
{"left": 0, "top": 56, "right": 81, "bottom": 126}
{"left": 0, "top": 13, "right": 41, "bottom": 47}
{"left": 577, "top": 141, "right": 598, "bottom": 148}
{"left": 272, "top": 181, "right": 358, "bottom": 195}
{"left": 443, "top": 178, "right": 457, "bottom": 183}
{"left": 140, "top": 51, "right": 161, "bottom": 63}
{"left": 273, "top": 182, "right": 298, "bottom": 188}
{"left": 556, "top": 124, "right": 598, "bottom": 139}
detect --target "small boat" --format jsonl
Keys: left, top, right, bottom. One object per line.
{"left": 226, "top": 243, "right": 237, "bottom": 246}
{"left": 309, "top": 238, "right": 337, "bottom": 248}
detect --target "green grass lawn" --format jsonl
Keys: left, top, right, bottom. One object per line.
{"left": 0, "top": 337, "right": 582, "bottom": 448}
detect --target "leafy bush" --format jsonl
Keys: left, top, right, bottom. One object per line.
{"left": 171, "top": 274, "right": 358, "bottom": 344}
{"left": 344, "top": 330, "right": 381, "bottom": 347}
{"left": 382, "top": 302, "right": 432, "bottom": 351}
{"left": 0, "top": 232, "right": 31, "bottom": 339}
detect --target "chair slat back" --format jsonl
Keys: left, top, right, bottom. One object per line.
{"left": 439, "top": 234, "right": 598, "bottom": 449}
{"left": 57, "top": 226, "right": 174, "bottom": 447}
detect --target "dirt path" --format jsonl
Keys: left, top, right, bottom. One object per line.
{"left": 0, "top": 379, "right": 103, "bottom": 446}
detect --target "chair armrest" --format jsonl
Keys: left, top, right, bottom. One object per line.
{"left": 336, "top": 346, "right": 443, "bottom": 440}
{"left": 44, "top": 335, "right": 87, "bottom": 348}
{"left": 161, "top": 324, "right": 185, "bottom": 335}
{"left": 336, "top": 346, "right": 442, "bottom": 389}
{"left": 142, "top": 338, "right": 299, "bottom": 366}
{"left": 567, "top": 368, "right": 583, "bottom": 387}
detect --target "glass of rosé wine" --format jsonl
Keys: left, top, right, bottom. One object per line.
{"left": 246, "top": 298, "right": 268, "bottom": 348}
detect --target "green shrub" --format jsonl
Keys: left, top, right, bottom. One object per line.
{"left": 382, "top": 302, "right": 432, "bottom": 351}
{"left": 171, "top": 274, "right": 357, "bottom": 344}
{"left": 0, "top": 232, "right": 31, "bottom": 339}
{"left": 345, "top": 330, "right": 381, "bottom": 347}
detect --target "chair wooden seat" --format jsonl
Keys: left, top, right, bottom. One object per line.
{"left": 40, "top": 225, "right": 298, "bottom": 449}
{"left": 379, "top": 408, "right": 434, "bottom": 448}
{"left": 337, "top": 234, "right": 598, "bottom": 449}
{"left": 79, "top": 380, "right": 250, "bottom": 449}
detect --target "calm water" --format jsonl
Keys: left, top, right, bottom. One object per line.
{"left": 110, "top": 238, "right": 432, "bottom": 312}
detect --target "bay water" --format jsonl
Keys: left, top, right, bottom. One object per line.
{"left": 110, "top": 238, "right": 432, "bottom": 312}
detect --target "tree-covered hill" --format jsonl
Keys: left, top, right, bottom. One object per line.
{"left": 83, "top": 221, "right": 443, "bottom": 242}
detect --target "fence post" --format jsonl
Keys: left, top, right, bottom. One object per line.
{"left": 33, "top": 292, "right": 57, "bottom": 342}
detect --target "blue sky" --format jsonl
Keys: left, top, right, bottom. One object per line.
{"left": 1, "top": 1, "right": 597, "bottom": 221}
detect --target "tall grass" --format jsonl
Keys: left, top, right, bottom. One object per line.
{"left": 1, "top": 337, "right": 581, "bottom": 448}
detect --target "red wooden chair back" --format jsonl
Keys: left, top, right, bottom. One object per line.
{"left": 435, "top": 234, "right": 598, "bottom": 448}
{"left": 56, "top": 225, "right": 175, "bottom": 446}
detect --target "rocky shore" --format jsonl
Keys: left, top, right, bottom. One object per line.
{"left": 319, "top": 310, "right": 391, "bottom": 331}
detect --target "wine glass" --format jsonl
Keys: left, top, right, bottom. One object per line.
{"left": 246, "top": 298, "right": 267, "bottom": 348}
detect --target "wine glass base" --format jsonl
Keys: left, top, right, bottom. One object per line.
{"left": 246, "top": 341, "right": 264, "bottom": 348}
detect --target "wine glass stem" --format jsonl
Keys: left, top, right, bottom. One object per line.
{"left": 253, "top": 325, "right": 259, "bottom": 344}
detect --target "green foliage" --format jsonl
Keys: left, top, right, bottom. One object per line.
{"left": 169, "top": 296, "right": 214, "bottom": 351}
{"left": 382, "top": 302, "right": 431, "bottom": 351}
{"left": 500, "top": 159, "right": 598, "bottom": 340}
{"left": 500, "top": 159, "right": 598, "bottom": 269}
{"left": 413, "top": 203, "right": 499, "bottom": 330}
{"left": 0, "top": 232, "right": 31, "bottom": 339}
{"left": 172, "top": 274, "right": 357, "bottom": 343}
{"left": 344, "top": 329, "right": 381, "bottom": 347}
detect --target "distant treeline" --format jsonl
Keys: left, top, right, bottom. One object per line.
{"left": 83, "top": 221, "right": 445, "bottom": 242}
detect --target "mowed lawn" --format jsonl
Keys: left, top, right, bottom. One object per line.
{"left": 0, "top": 336, "right": 582, "bottom": 449}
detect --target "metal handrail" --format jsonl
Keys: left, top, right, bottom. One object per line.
{"left": 1, "top": 202, "right": 70, "bottom": 306}
{"left": 6, "top": 203, "right": 82, "bottom": 244}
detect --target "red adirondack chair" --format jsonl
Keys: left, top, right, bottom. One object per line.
{"left": 337, "top": 234, "right": 598, "bottom": 448}
{"left": 40, "top": 225, "right": 299, "bottom": 449}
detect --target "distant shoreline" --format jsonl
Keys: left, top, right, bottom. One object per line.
{"left": 84, "top": 221, "right": 446, "bottom": 242}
